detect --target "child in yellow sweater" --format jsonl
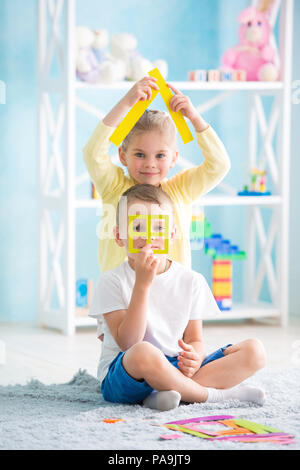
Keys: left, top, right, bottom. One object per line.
{"left": 83, "top": 76, "right": 231, "bottom": 274}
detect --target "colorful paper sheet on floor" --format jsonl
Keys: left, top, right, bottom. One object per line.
{"left": 160, "top": 415, "right": 295, "bottom": 444}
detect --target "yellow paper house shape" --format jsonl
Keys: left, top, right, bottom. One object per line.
{"left": 109, "top": 68, "right": 194, "bottom": 147}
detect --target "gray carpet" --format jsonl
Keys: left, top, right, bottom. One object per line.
{"left": 0, "top": 367, "right": 299, "bottom": 450}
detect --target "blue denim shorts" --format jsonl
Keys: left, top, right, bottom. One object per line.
{"left": 101, "top": 343, "right": 232, "bottom": 404}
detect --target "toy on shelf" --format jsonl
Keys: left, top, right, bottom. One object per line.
{"left": 207, "top": 70, "right": 221, "bottom": 82}
{"left": 110, "top": 33, "right": 168, "bottom": 82}
{"left": 160, "top": 415, "right": 295, "bottom": 445}
{"left": 76, "top": 26, "right": 125, "bottom": 84}
{"left": 238, "top": 167, "right": 271, "bottom": 196}
{"left": 76, "top": 279, "right": 93, "bottom": 316}
{"left": 221, "top": 0, "right": 279, "bottom": 81}
{"left": 188, "top": 68, "right": 246, "bottom": 82}
{"left": 190, "top": 212, "right": 246, "bottom": 311}
{"left": 188, "top": 70, "right": 207, "bottom": 81}
{"left": 76, "top": 27, "right": 168, "bottom": 84}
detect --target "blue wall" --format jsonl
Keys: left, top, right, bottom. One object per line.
{"left": 0, "top": 0, "right": 37, "bottom": 322}
{"left": 0, "top": 0, "right": 299, "bottom": 323}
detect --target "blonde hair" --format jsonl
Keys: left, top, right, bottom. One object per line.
{"left": 121, "top": 110, "right": 177, "bottom": 152}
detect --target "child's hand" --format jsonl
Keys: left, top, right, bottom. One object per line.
{"left": 134, "top": 245, "right": 160, "bottom": 287}
{"left": 167, "top": 83, "right": 198, "bottom": 122}
{"left": 177, "top": 338, "right": 202, "bottom": 378}
{"left": 123, "top": 77, "right": 159, "bottom": 108}
{"left": 103, "top": 76, "right": 158, "bottom": 127}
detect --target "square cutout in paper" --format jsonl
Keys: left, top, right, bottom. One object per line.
{"left": 128, "top": 214, "right": 169, "bottom": 254}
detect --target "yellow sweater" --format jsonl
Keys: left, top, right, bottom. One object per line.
{"left": 83, "top": 121, "right": 231, "bottom": 273}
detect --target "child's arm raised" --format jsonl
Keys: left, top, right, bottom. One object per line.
{"left": 166, "top": 83, "right": 231, "bottom": 203}
{"left": 103, "top": 76, "right": 159, "bottom": 127}
{"left": 167, "top": 83, "right": 209, "bottom": 133}
{"left": 83, "top": 77, "right": 158, "bottom": 199}
{"left": 103, "top": 246, "right": 159, "bottom": 351}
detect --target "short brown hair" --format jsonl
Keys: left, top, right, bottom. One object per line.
{"left": 121, "top": 110, "right": 177, "bottom": 152}
{"left": 116, "top": 184, "right": 173, "bottom": 227}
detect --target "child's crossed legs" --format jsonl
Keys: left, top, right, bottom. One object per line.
{"left": 122, "top": 339, "right": 266, "bottom": 406}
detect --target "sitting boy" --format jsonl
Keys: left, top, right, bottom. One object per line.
{"left": 89, "top": 184, "right": 266, "bottom": 411}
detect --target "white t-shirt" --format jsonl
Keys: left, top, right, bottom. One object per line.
{"left": 89, "top": 260, "right": 220, "bottom": 384}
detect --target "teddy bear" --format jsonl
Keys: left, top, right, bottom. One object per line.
{"left": 76, "top": 27, "right": 168, "bottom": 84}
{"left": 110, "top": 33, "right": 168, "bottom": 81}
{"left": 76, "top": 26, "right": 126, "bottom": 84}
{"left": 221, "top": 0, "right": 279, "bottom": 81}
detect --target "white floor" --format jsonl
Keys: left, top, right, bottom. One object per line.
{"left": 1, "top": 318, "right": 300, "bottom": 386}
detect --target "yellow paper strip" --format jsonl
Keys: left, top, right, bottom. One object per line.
{"left": 234, "top": 419, "right": 281, "bottom": 435}
{"left": 148, "top": 68, "right": 194, "bottom": 144}
{"left": 165, "top": 424, "right": 213, "bottom": 439}
{"left": 109, "top": 89, "right": 159, "bottom": 147}
{"left": 109, "top": 68, "right": 193, "bottom": 146}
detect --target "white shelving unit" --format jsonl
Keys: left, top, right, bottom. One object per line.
{"left": 37, "top": 0, "right": 293, "bottom": 334}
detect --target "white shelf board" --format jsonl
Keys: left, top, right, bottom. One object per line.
{"left": 203, "top": 303, "right": 280, "bottom": 321}
{"left": 75, "top": 195, "right": 282, "bottom": 210}
{"left": 76, "top": 80, "right": 283, "bottom": 92}
{"left": 74, "top": 302, "right": 280, "bottom": 328}
{"left": 199, "top": 195, "right": 282, "bottom": 206}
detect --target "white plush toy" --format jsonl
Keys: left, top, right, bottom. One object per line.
{"left": 76, "top": 28, "right": 168, "bottom": 84}
{"left": 76, "top": 26, "right": 105, "bottom": 83}
{"left": 76, "top": 26, "right": 125, "bottom": 84}
{"left": 110, "top": 33, "right": 168, "bottom": 81}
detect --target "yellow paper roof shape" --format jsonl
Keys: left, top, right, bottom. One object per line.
{"left": 109, "top": 68, "right": 194, "bottom": 147}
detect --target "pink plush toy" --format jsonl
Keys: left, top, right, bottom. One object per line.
{"left": 222, "top": 2, "right": 279, "bottom": 81}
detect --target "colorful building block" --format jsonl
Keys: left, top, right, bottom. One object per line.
{"left": 212, "top": 260, "right": 232, "bottom": 278}
{"left": 188, "top": 70, "right": 207, "bottom": 81}
{"left": 190, "top": 212, "right": 246, "bottom": 310}
{"left": 221, "top": 70, "right": 233, "bottom": 81}
{"left": 238, "top": 167, "right": 271, "bottom": 196}
{"left": 208, "top": 70, "right": 221, "bottom": 81}
{"left": 75, "top": 279, "right": 93, "bottom": 316}
{"left": 232, "top": 69, "right": 247, "bottom": 81}
{"left": 187, "top": 69, "right": 247, "bottom": 83}
{"left": 212, "top": 280, "right": 232, "bottom": 297}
